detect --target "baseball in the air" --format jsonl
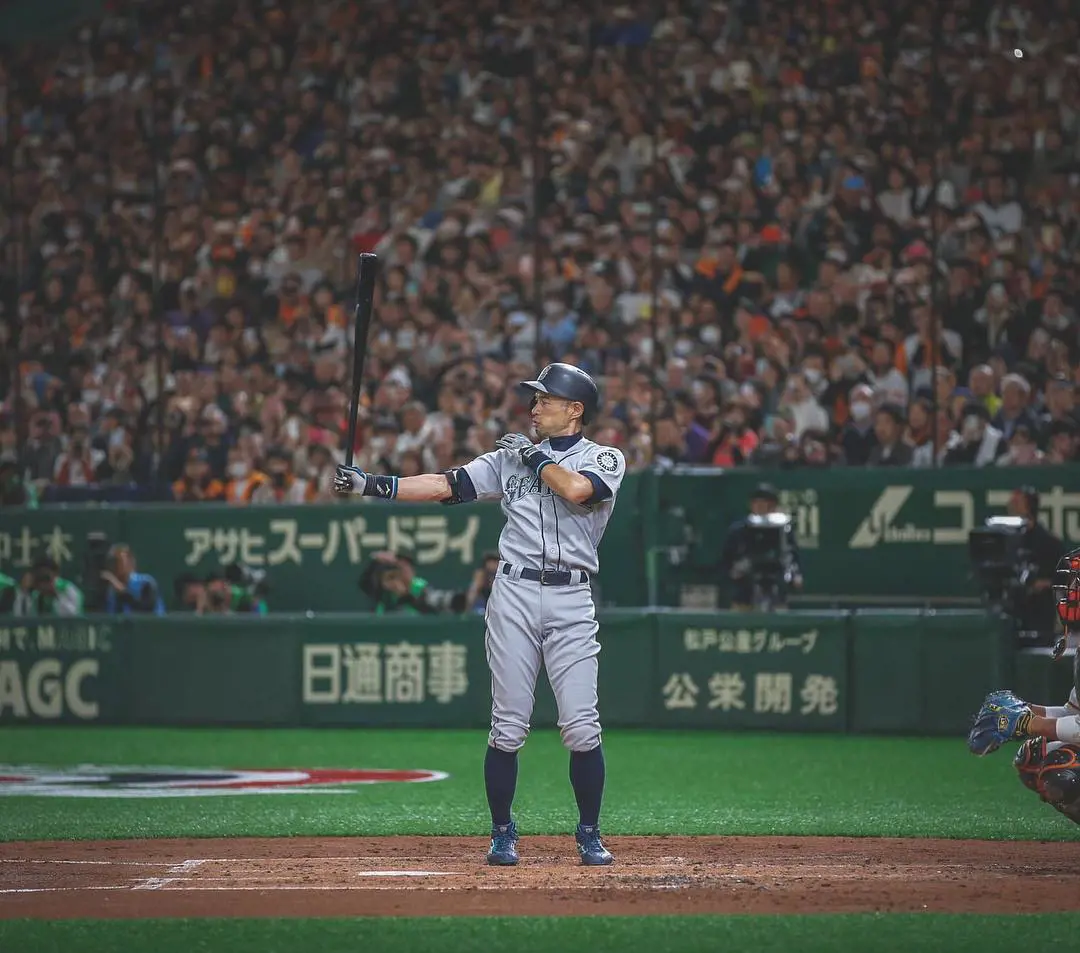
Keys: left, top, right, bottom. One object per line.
{"left": 1014, "top": 48, "right": 1023, "bottom": 58}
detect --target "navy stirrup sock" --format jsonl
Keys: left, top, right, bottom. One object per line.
{"left": 569, "top": 745, "right": 605, "bottom": 828}
{"left": 485, "top": 745, "right": 518, "bottom": 827}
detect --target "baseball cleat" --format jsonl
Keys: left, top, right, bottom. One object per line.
{"left": 575, "top": 824, "right": 613, "bottom": 866}
{"left": 486, "top": 820, "right": 519, "bottom": 866}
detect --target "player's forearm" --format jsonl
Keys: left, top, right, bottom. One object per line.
{"left": 394, "top": 473, "right": 453, "bottom": 502}
{"left": 1025, "top": 713, "right": 1080, "bottom": 743}
{"left": 336, "top": 466, "right": 454, "bottom": 502}
{"left": 1031, "top": 703, "right": 1078, "bottom": 718}
{"left": 540, "top": 464, "right": 593, "bottom": 505}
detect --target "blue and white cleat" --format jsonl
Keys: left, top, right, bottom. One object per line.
{"left": 575, "top": 824, "right": 614, "bottom": 866}
{"left": 486, "top": 820, "right": 519, "bottom": 866}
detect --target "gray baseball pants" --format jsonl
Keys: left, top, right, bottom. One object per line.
{"left": 484, "top": 565, "right": 601, "bottom": 753}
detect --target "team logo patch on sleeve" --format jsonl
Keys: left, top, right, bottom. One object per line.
{"left": 595, "top": 450, "right": 620, "bottom": 473}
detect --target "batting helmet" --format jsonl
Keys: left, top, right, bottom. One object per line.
{"left": 519, "top": 363, "right": 600, "bottom": 424}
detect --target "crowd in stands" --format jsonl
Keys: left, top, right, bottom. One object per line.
{"left": 1, "top": 0, "right": 1079, "bottom": 509}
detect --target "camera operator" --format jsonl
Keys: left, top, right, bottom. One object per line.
{"left": 174, "top": 572, "right": 207, "bottom": 613}
{"left": 720, "top": 483, "right": 803, "bottom": 611}
{"left": 203, "top": 571, "right": 236, "bottom": 615}
{"left": 358, "top": 551, "right": 453, "bottom": 615}
{"left": 174, "top": 565, "right": 268, "bottom": 614}
{"left": 204, "top": 565, "right": 269, "bottom": 615}
{"left": 1008, "top": 486, "right": 1065, "bottom": 639}
{"left": 101, "top": 544, "right": 166, "bottom": 615}
{"left": 466, "top": 551, "right": 501, "bottom": 615}
{"left": 224, "top": 563, "right": 270, "bottom": 614}
{"left": 13, "top": 557, "right": 84, "bottom": 616}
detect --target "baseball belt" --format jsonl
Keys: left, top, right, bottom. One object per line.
{"left": 499, "top": 562, "right": 590, "bottom": 586}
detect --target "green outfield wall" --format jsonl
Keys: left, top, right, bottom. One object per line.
{"left": 1, "top": 466, "right": 1077, "bottom": 611}
{"left": 0, "top": 610, "right": 1017, "bottom": 733}
{"left": 0, "top": 503, "right": 504, "bottom": 612}
{"left": 646, "top": 465, "right": 1080, "bottom": 605}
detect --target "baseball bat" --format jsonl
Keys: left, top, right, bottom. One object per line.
{"left": 344, "top": 252, "right": 379, "bottom": 467}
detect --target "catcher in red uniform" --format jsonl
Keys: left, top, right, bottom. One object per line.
{"left": 968, "top": 549, "right": 1080, "bottom": 825}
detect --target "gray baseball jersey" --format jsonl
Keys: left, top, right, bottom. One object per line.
{"left": 463, "top": 436, "right": 626, "bottom": 574}
{"left": 462, "top": 434, "right": 625, "bottom": 753}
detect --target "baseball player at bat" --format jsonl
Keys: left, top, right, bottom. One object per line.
{"left": 334, "top": 363, "right": 622, "bottom": 866}
{"left": 967, "top": 548, "right": 1080, "bottom": 825}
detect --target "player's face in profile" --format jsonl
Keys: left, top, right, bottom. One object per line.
{"left": 531, "top": 394, "right": 582, "bottom": 439}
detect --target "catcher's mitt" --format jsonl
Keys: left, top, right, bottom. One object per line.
{"left": 967, "top": 690, "right": 1033, "bottom": 756}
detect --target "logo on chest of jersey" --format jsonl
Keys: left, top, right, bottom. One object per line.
{"left": 504, "top": 473, "right": 552, "bottom": 503}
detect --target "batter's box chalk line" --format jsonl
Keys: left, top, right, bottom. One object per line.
{"left": 130, "top": 859, "right": 207, "bottom": 889}
{"left": 0, "top": 858, "right": 168, "bottom": 866}
{"left": 355, "top": 871, "right": 459, "bottom": 878}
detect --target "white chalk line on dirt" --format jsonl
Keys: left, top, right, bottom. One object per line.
{"left": 1, "top": 856, "right": 991, "bottom": 876}
{"left": 357, "top": 871, "right": 459, "bottom": 878}
{"left": 0, "top": 855, "right": 997, "bottom": 869}
{"left": 2, "top": 855, "right": 482, "bottom": 865}
{"left": 0, "top": 859, "right": 172, "bottom": 866}
{"left": 1, "top": 854, "right": 1024, "bottom": 898}
{"left": 4, "top": 869, "right": 1049, "bottom": 897}
{"left": 130, "top": 858, "right": 208, "bottom": 890}
{"left": 0, "top": 884, "right": 711, "bottom": 894}
{"left": 0, "top": 885, "right": 128, "bottom": 894}
{"left": 2, "top": 852, "right": 1009, "bottom": 872}
{"left": 0, "top": 884, "right": 481, "bottom": 895}
{"left": 143, "top": 871, "right": 462, "bottom": 882}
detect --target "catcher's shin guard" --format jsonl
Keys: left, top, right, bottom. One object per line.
{"left": 1014, "top": 738, "right": 1080, "bottom": 825}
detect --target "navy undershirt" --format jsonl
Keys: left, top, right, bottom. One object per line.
{"left": 548, "top": 433, "right": 583, "bottom": 451}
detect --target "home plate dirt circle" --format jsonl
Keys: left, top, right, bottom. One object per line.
{"left": 2, "top": 836, "right": 1079, "bottom": 918}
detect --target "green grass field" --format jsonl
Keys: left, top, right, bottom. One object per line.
{"left": 5, "top": 914, "right": 1080, "bottom": 953}
{"left": 0, "top": 726, "right": 1076, "bottom": 952}
{"left": 0, "top": 726, "right": 1076, "bottom": 841}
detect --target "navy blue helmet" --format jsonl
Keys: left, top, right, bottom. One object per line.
{"left": 519, "top": 363, "right": 600, "bottom": 424}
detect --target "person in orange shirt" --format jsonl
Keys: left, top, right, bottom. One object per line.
{"left": 250, "top": 447, "right": 319, "bottom": 504}
{"left": 708, "top": 399, "right": 760, "bottom": 467}
{"left": 693, "top": 239, "right": 764, "bottom": 317}
{"left": 172, "top": 448, "right": 225, "bottom": 502}
{"left": 223, "top": 447, "right": 270, "bottom": 505}
{"left": 276, "top": 273, "right": 309, "bottom": 328}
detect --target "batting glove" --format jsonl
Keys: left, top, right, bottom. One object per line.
{"left": 495, "top": 433, "right": 534, "bottom": 454}
{"left": 496, "top": 433, "right": 553, "bottom": 474}
{"left": 334, "top": 465, "right": 368, "bottom": 496}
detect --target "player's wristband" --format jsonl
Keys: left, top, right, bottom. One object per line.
{"left": 521, "top": 447, "right": 554, "bottom": 475}
{"left": 362, "top": 474, "right": 399, "bottom": 500}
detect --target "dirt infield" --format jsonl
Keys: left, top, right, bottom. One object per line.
{"left": 1, "top": 836, "right": 1079, "bottom": 918}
